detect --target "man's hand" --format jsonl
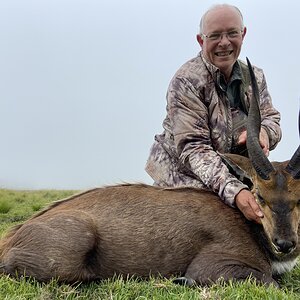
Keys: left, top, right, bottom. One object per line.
{"left": 259, "top": 128, "right": 270, "bottom": 156}
{"left": 237, "top": 128, "right": 270, "bottom": 156}
{"left": 235, "top": 189, "right": 263, "bottom": 224}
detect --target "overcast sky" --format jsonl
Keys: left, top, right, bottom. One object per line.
{"left": 0, "top": 0, "right": 299, "bottom": 190}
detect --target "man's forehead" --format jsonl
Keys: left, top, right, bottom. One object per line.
{"left": 203, "top": 7, "right": 242, "bottom": 32}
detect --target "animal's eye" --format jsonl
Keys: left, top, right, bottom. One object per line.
{"left": 256, "top": 194, "right": 266, "bottom": 205}
{"left": 297, "top": 199, "right": 300, "bottom": 206}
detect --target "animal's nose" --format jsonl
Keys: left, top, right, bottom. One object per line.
{"left": 274, "top": 238, "right": 296, "bottom": 254}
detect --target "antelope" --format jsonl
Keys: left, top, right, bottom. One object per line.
{"left": 0, "top": 59, "right": 300, "bottom": 286}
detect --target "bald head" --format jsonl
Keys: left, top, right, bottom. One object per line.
{"left": 199, "top": 4, "right": 244, "bottom": 34}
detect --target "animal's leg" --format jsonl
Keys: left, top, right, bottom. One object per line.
{"left": 2, "top": 212, "right": 100, "bottom": 282}
{"left": 183, "top": 252, "right": 277, "bottom": 286}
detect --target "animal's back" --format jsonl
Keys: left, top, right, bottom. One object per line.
{"left": 0, "top": 184, "right": 265, "bottom": 282}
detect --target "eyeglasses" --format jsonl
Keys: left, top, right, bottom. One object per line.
{"left": 202, "top": 30, "right": 243, "bottom": 41}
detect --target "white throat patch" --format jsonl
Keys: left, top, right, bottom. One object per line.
{"left": 271, "top": 259, "right": 298, "bottom": 275}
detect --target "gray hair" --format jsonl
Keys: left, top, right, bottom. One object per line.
{"left": 199, "top": 4, "right": 244, "bottom": 34}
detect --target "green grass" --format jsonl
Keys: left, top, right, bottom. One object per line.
{"left": 0, "top": 189, "right": 300, "bottom": 299}
{"left": 0, "top": 189, "right": 75, "bottom": 230}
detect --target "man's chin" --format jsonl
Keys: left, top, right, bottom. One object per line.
{"left": 214, "top": 59, "right": 234, "bottom": 74}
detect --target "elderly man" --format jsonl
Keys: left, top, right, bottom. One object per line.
{"left": 145, "top": 4, "right": 281, "bottom": 223}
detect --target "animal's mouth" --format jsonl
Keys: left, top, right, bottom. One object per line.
{"left": 272, "top": 245, "right": 287, "bottom": 256}
{"left": 271, "top": 242, "right": 296, "bottom": 256}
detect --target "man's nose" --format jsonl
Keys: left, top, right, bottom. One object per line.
{"left": 219, "top": 34, "right": 231, "bottom": 45}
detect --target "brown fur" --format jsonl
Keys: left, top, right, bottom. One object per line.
{"left": 1, "top": 156, "right": 300, "bottom": 285}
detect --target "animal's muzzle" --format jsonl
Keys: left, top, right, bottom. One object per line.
{"left": 273, "top": 238, "right": 297, "bottom": 255}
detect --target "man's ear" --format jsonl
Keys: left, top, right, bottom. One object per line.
{"left": 196, "top": 34, "right": 204, "bottom": 47}
{"left": 242, "top": 26, "right": 247, "bottom": 40}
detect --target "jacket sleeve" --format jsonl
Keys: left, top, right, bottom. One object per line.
{"left": 167, "top": 76, "right": 248, "bottom": 206}
{"left": 255, "top": 69, "right": 281, "bottom": 150}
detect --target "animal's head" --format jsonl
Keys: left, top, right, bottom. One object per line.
{"left": 222, "top": 58, "right": 300, "bottom": 256}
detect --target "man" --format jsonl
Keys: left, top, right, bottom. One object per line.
{"left": 145, "top": 4, "right": 281, "bottom": 224}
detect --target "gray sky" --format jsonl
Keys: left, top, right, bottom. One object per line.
{"left": 1, "top": 0, "right": 299, "bottom": 190}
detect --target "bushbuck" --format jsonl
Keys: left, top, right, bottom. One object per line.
{"left": 0, "top": 59, "right": 300, "bottom": 286}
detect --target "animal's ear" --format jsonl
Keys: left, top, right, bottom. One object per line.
{"left": 219, "top": 153, "right": 255, "bottom": 182}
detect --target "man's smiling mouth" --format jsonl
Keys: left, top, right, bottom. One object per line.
{"left": 215, "top": 51, "right": 233, "bottom": 57}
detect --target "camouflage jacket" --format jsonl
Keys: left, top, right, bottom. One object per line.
{"left": 145, "top": 52, "right": 282, "bottom": 207}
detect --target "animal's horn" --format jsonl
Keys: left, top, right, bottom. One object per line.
{"left": 246, "top": 57, "right": 274, "bottom": 180}
{"left": 285, "top": 109, "right": 300, "bottom": 178}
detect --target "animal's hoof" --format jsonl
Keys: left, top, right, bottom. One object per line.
{"left": 173, "top": 276, "right": 196, "bottom": 286}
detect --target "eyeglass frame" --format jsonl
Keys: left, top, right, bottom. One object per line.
{"left": 201, "top": 29, "right": 244, "bottom": 42}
